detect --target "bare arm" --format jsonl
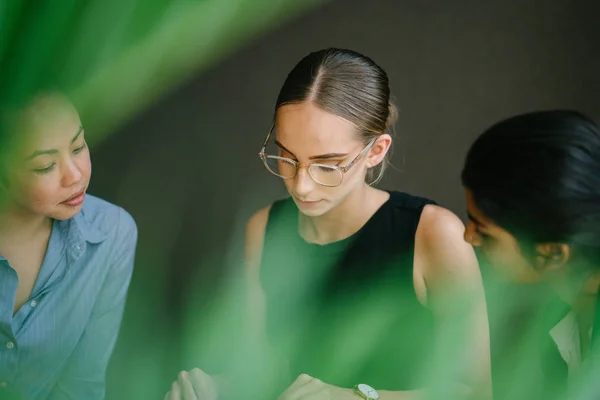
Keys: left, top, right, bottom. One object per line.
{"left": 413, "top": 205, "right": 492, "bottom": 399}
{"left": 210, "top": 206, "right": 278, "bottom": 399}
{"left": 242, "top": 205, "right": 271, "bottom": 347}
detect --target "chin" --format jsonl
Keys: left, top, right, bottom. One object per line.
{"left": 293, "top": 199, "right": 330, "bottom": 217}
{"left": 297, "top": 208, "right": 327, "bottom": 218}
{"left": 48, "top": 204, "right": 85, "bottom": 221}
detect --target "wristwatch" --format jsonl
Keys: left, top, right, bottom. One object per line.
{"left": 353, "top": 383, "right": 380, "bottom": 400}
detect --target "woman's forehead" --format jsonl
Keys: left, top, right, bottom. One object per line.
{"left": 14, "top": 115, "right": 82, "bottom": 161}
{"left": 465, "top": 189, "right": 494, "bottom": 227}
{"left": 275, "top": 103, "right": 359, "bottom": 154}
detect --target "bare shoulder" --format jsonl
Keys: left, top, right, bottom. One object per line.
{"left": 244, "top": 205, "right": 272, "bottom": 272}
{"left": 415, "top": 204, "right": 480, "bottom": 285}
{"left": 245, "top": 205, "right": 271, "bottom": 245}
{"left": 416, "top": 205, "right": 491, "bottom": 398}
{"left": 417, "top": 204, "right": 467, "bottom": 245}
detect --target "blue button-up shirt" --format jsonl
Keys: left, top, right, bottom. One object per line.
{"left": 0, "top": 194, "right": 137, "bottom": 399}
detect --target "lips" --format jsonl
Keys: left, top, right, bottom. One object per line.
{"left": 295, "top": 198, "right": 322, "bottom": 207}
{"left": 65, "top": 190, "right": 84, "bottom": 201}
{"left": 61, "top": 189, "right": 86, "bottom": 206}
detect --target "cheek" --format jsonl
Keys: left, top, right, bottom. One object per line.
{"left": 348, "top": 160, "right": 367, "bottom": 178}
{"left": 78, "top": 149, "right": 92, "bottom": 179}
{"left": 282, "top": 177, "right": 296, "bottom": 193}
{"left": 332, "top": 164, "right": 365, "bottom": 192}
{"left": 13, "top": 175, "right": 61, "bottom": 209}
{"left": 481, "top": 239, "right": 540, "bottom": 283}
{"left": 482, "top": 241, "right": 518, "bottom": 266}
{"left": 332, "top": 168, "right": 365, "bottom": 195}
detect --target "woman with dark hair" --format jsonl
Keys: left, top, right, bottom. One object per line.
{"left": 165, "top": 48, "right": 491, "bottom": 400}
{"left": 462, "top": 110, "right": 600, "bottom": 398}
{"left": 0, "top": 92, "right": 137, "bottom": 399}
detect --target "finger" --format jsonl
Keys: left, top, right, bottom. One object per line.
{"left": 189, "top": 368, "right": 209, "bottom": 387}
{"left": 169, "top": 381, "right": 181, "bottom": 400}
{"left": 295, "top": 377, "right": 328, "bottom": 400}
{"left": 280, "top": 374, "right": 321, "bottom": 400}
{"left": 178, "top": 371, "right": 197, "bottom": 400}
{"left": 189, "top": 368, "right": 218, "bottom": 399}
{"left": 291, "top": 374, "right": 313, "bottom": 388}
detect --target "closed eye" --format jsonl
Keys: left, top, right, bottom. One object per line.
{"left": 313, "top": 165, "right": 338, "bottom": 173}
{"left": 314, "top": 159, "right": 343, "bottom": 165}
{"left": 34, "top": 164, "right": 55, "bottom": 174}
{"left": 73, "top": 141, "right": 87, "bottom": 154}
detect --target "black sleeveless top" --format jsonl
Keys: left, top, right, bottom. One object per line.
{"left": 260, "top": 191, "right": 437, "bottom": 392}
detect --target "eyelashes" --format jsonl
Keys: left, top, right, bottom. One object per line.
{"left": 33, "top": 143, "right": 87, "bottom": 175}
{"left": 34, "top": 164, "right": 55, "bottom": 174}
{"left": 73, "top": 142, "right": 87, "bottom": 154}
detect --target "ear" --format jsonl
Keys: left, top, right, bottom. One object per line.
{"left": 365, "top": 134, "right": 392, "bottom": 168}
{"left": 463, "top": 221, "right": 483, "bottom": 247}
{"left": 535, "top": 243, "right": 571, "bottom": 272}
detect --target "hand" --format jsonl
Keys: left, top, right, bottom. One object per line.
{"left": 277, "top": 374, "right": 356, "bottom": 400}
{"left": 163, "top": 368, "right": 218, "bottom": 400}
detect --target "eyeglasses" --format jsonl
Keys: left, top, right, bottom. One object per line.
{"left": 258, "top": 126, "right": 376, "bottom": 187}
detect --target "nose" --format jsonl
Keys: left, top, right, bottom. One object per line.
{"left": 61, "top": 159, "right": 83, "bottom": 187}
{"left": 464, "top": 222, "right": 482, "bottom": 247}
{"left": 294, "top": 166, "right": 316, "bottom": 198}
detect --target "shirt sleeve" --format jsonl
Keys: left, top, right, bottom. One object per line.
{"left": 48, "top": 208, "right": 138, "bottom": 400}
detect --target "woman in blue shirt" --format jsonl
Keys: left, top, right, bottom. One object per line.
{"left": 0, "top": 92, "right": 138, "bottom": 399}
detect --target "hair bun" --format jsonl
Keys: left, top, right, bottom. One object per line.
{"left": 385, "top": 101, "right": 398, "bottom": 130}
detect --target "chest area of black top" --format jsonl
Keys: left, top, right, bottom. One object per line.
{"left": 260, "top": 192, "right": 434, "bottom": 303}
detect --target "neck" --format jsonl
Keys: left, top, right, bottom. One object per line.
{"left": 552, "top": 271, "right": 600, "bottom": 357}
{"left": 550, "top": 270, "right": 600, "bottom": 319}
{"left": 298, "top": 185, "right": 386, "bottom": 244}
{"left": 0, "top": 202, "right": 52, "bottom": 244}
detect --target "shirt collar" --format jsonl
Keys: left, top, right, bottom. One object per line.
{"left": 55, "top": 210, "right": 108, "bottom": 263}
{"left": 0, "top": 207, "right": 108, "bottom": 263}
{"left": 70, "top": 207, "right": 109, "bottom": 244}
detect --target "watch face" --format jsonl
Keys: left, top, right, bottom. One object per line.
{"left": 357, "top": 383, "right": 379, "bottom": 399}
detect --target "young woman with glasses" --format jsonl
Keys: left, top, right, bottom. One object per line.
{"left": 165, "top": 48, "right": 491, "bottom": 400}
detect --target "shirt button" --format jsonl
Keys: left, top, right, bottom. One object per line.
{"left": 6, "top": 341, "right": 14, "bottom": 349}
{"left": 30, "top": 300, "right": 37, "bottom": 308}
{"left": 0, "top": 381, "right": 7, "bottom": 388}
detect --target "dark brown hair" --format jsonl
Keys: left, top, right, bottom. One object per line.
{"left": 462, "top": 110, "right": 600, "bottom": 265}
